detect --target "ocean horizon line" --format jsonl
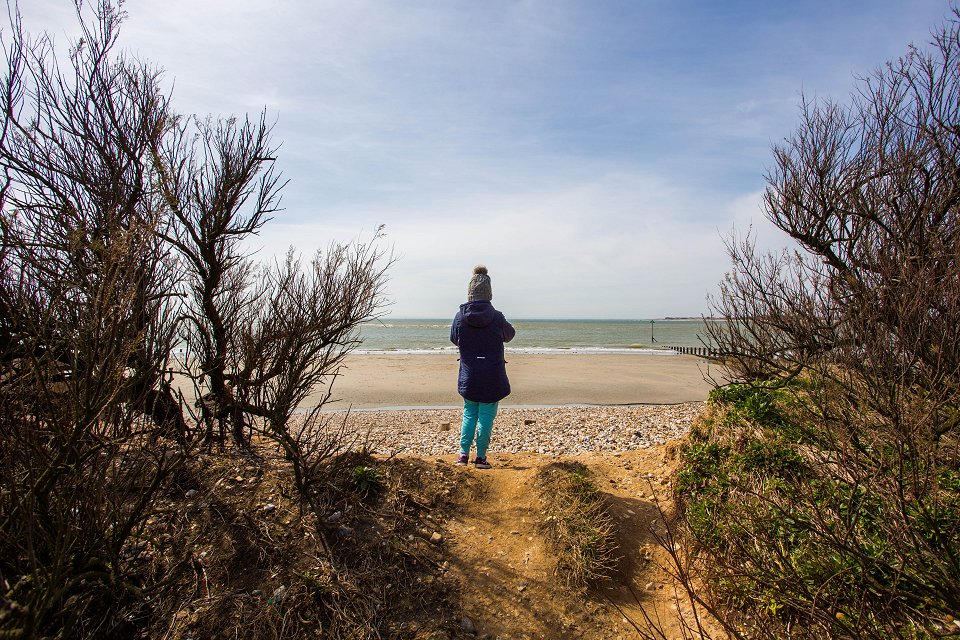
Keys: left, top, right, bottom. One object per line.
{"left": 365, "top": 316, "right": 715, "bottom": 323}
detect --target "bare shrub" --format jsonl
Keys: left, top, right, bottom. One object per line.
{"left": 158, "top": 113, "right": 393, "bottom": 518}
{"left": 244, "top": 242, "right": 390, "bottom": 516}
{"left": 156, "top": 110, "right": 282, "bottom": 447}
{"left": 0, "top": 3, "right": 185, "bottom": 636}
{"left": 677, "top": 8, "right": 960, "bottom": 639}
{"left": 157, "top": 109, "right": 392, "bottom": 456}
{"left": 0, "top": 0, "right": 392, "bottom": 636}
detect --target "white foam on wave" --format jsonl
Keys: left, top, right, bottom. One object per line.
{"left": 354, "top": 348, "right": 456, "bottom": 355}
{"left": 506, "top": 347, "right": 675, "bottom": 355}
{"left": 353, "top": 347, "right": 677, "bottom": 356}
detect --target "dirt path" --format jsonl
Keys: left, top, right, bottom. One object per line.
{"left": 437, "top": 446, "right": 710, "bottom": 639}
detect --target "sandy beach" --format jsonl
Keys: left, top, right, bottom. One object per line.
{"left": 320, "top": 352, "right": 720, "bottom": 410}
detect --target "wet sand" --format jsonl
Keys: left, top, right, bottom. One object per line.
{"left": 316, "top": 353, "right": 721, "bottom": 410}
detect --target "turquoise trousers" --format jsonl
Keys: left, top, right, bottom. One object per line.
{"left": 459, "top": 399, "right": 499, "bottom": 458}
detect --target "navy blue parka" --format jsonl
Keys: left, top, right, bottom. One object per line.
{"left": 450, "top": 301, "right": 516, "bottom": 403}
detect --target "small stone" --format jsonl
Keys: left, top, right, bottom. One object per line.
{"left": 325, "top": 511, "right": 343, "bottom": 524}
{"left": 185, "top": 489, "right": 198, "bottom": 499}
{"left": 262, "top": 503, "right": 276, "bottom": 514}
{"left": 430, "top": 532, "right": 443, "bottom": 543}
{"left": 460, "top": 616, "right": 475, "bottom": 633}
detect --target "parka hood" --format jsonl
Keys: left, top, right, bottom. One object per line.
{"left": 460, "top": 300, "right": 497, "bottom": 328}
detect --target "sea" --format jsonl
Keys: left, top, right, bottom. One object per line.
{"left": 356, "top": 318, "right": 717, "bottom": 355}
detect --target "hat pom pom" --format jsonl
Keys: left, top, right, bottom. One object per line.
{"left": 473, "top": 264, "right": 488, "bottom": 275}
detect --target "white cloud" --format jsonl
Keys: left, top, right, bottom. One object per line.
{"left": 15, "top": 0, "right": 953, "bottom": 319}
{"left": 252, "top": 166, "right": 741, "bottom": 318}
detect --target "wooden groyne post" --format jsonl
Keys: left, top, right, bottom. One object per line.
{"left": 665, "top": 345, "right": 717, "bottom": 358}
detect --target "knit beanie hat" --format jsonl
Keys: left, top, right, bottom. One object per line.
{"left": 467, "top": 265, "right": 493, "bottom": 302}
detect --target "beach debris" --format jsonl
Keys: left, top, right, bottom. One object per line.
{"left": 267, "top": 585, "right": 287, "bottom": 605}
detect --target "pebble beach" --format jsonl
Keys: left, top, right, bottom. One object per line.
{"left": 335, "top": 403, "right": 704, "bottom": 457}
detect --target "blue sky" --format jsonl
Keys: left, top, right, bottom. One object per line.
{"left": 20, "top": 1, "right": 952, "bottom": 318}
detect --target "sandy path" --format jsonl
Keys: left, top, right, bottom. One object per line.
{"left": 439, "top": 448, "right": 710, "bottom": 639}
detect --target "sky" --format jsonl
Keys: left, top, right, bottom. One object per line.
{"left": 17, "top": 1, "right": 953, "bottom": 319}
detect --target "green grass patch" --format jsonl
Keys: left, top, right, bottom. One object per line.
{"left": 675, "top": 378, "right": 960, "bottom": 638}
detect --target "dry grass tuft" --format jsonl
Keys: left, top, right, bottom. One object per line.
{"left": 535, "top": 461, "right": 619, "bottom": 591}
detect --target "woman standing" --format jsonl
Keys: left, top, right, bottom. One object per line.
{"left": 450, "top": 265, "right": 516, "bottom": 469}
